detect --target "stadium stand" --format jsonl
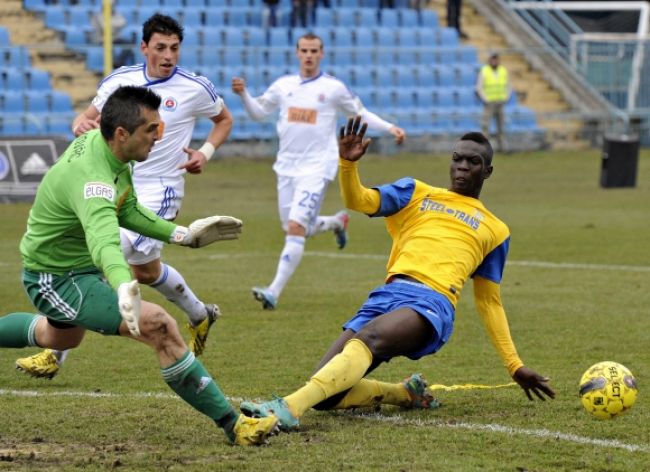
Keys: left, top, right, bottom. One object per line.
{"left": 5, "top": 0, "right": 545, "bottom": 145}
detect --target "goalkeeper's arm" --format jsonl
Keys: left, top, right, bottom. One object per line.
{"left": 169, "top": 215, "right": 243, "bottom": 248}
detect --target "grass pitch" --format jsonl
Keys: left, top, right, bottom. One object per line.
{"left": 0, "top": 148, "right": 648, "bottom": 471}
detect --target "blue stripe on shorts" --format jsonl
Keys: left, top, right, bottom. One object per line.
{"left": 343, "top": 279, "right": 455, "bottom": 360}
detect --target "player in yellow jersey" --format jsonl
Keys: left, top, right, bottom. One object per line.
{"left": 240, "top": 116, "right": 555, "bottom": 431}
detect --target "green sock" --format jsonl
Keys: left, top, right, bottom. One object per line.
{"left": 161, "top": 351, "right": 238, "bottom": 440}
{"left": 0, "top": 313, "right": 40, "bottom": 348}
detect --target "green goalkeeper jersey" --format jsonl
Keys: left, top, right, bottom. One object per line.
{"left": 20, "top": 130, "right": 176, "bottom": 290}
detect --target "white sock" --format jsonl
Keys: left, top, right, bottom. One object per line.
{"left": 150, "top": 263, "right": 206, "bottom": 325}
{"left": 311, "top": 215, "right": 340, "bottom": 236}
{"left": 51, "top": 349, "right": 69, "bottom": 366}
{"left": 268, "top": 235, "right": 305, "bottom": 299}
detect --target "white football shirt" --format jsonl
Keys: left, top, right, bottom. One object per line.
{"left": 241, "top": 72, "right": 393, "bottom": 180}
{"left": 92, "top": 64, "right": 224, "bottom": 179}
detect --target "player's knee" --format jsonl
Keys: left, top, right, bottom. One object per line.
{"left": 139, "top": 308, "right": 181, "bottom": 346}
{"left": 286, "top": 220, "right": 307, "bottom": 236}
{"left": 132, "top": 268, "right": 159, "bottom": 285}
{"left": 355, "top": 328, "right": 385, "bottom": 358}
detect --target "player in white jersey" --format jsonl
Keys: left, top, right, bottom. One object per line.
{"left": 16, "top": 14, "right": 232, "bottom": 379}
{"left": 232, "top": 33, "right": 405, "bottom": 310}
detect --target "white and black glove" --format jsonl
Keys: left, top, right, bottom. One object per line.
{"left": 118, "top": 280, "right": 141, "bottom": 337}
{"left": 170, "top": 216, "right": 243, "bottom": 248}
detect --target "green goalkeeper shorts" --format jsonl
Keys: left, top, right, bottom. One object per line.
{"left": 22, "top": 268, "right": 123, "bottom": 335}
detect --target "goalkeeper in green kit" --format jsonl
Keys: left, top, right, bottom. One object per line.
{"left": 0, "top": 86, "right": 278, "bottom": 446}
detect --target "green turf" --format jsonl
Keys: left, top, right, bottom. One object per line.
{"left": 0, "top": 149, "right": 648, "bottom": 471}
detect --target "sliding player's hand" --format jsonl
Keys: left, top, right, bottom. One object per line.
{"left": 338, "top": 115, "right": 371, "bottom": 162}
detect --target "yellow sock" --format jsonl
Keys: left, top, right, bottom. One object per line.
{"left": 285, "top": 338, "right": 373, "bottom": 417}
{"left": 333, "top": 379, "right": 411, "bottom": 409}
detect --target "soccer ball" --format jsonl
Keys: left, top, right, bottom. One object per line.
{"left": 579, "top": 361, "right": 638, "bottom": 419}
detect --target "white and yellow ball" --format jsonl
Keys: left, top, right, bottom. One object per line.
{"left": 579, "top": 361, "right": 638, "bottom": 419}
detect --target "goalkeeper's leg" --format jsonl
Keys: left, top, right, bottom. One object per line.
{"left": 137, "top": 302, "right": 276, "bottom": 445}
{"left": 122, "top": 233, "right": 220, "bottom": 356}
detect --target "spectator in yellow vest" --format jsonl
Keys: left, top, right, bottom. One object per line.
{"left": 476, "top": 52, "right": 511, "bottom": 152}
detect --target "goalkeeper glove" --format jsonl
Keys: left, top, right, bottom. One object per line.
{"left": 170, "top": 215, "right": 243, "bottom": 248}
{"left": 118, "top": 280, "right": 141, "bottom": 337}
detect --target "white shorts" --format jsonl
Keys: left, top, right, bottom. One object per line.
{"left": 121, "top": 177, "right": 185, "bottom": 265}
{"left": 277, "top": 174, "right": 330, "bottom": 234}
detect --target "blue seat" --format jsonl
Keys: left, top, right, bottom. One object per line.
{"left": 182, "top": 29, "right": 201, "bottom": 47}
{"left": 330, "top": 49, "right": 354, "bottom": 66}
{"left": 185, "top": 0, "right": 206, "bottom": 6}
{"left": 455, "top": 87, "right": 481, "bottom": 111}
{"left": 1, "top": 91, "right": 24, "bottom": 113}
{"left": 181, "top": 49, "right": 201, "bottom": 69}
{"left": 456, "top": 66, "right": 478, "bottom": 87}
{"left": 379, "top": 9, "right": 398, "bottom": 28}
{"left": 222, "top": 47, "right": 244, "bottom": 66}
{"left": 25, "top": 91, "right": 49, "bottom": 113}
{"left": 86, "top": 47, "right": 104, "bottom": 72}
{"left": 163, "top": 0, "right": 184, "bottom": 7}
{"left": 227, "top": 8, "right": 250, "bottom": 27}
{"left": 395, "top": 88, "right": 416, "bottom": 110}
{"left": 394, "top": 49, "right": 417, "bottom": 65}
{"left": 438, "top": 27, "right": 459, "bottom": 46}
{"left": 23, "top": 0, "right": 47, "bottom": 11}
{"left": 351, "top": 66, "right": 372, "bottom": 88}
{"left": 435, "top": 65, "right": 454, "bottom": 87}
{"left": 336, "top": 8, "right": 356, "bottom": 27}
{"left": 46, "top": 114, "right": 75, "bottom": 138}
{"left": 1, "top": 115, "right": 24, "bottom": 135}
{"left": 65, "top": 28, "right": 87, "bottom": 47}
{"left": 50, "top": 91, "right": 74, "bottom": 112}
{"left": 3, "top": 47, "right": 31, "bottom": 69}
{"left": 355, "top": 87, "right": 374, "bottom": 107}
{"left": 400, "top": 9, "right": 418, "bottom": 28}
{"left": 374, "top": 88, "right": 393, "bottom": 109}
{"left": 332, "top": 27, "right": 353, "bottom": 47}
{"left": 204, "top": 10, "right": 226, "bottom": 27}
{"left": 268, "top": 28, "right": 290, "bottom": 47}
{"left": 202, "top": 28, "right": 223, "bottom": 46}
{"left": 246, "top": 28, "right": 266, "bottom": 47}
{"left": 373, "top": 67, "right": 394, "bottom": 87}
{"left": 414, "top": 66, "right": 434, "bottom": 87}
{"left": 434, "top": 89, "right": 454, "bottom": 109}
{"left": 315, "top": 8, "right": 334, "bottom": 27}
{"left": 183, "top": 8, "right": 203, "bottom": 27}
{"left": 394, "top": 67, "right": 417, "bottom": 87}
{"left": 398, "top": 28, "right": 418, "bottom": 48}
{"left": 417, "top": 28, "right": 436, "bottom": 47}
{"left": 374, "top": 28, "right": 395, "bottom": 47}
{"left": 458, "top": 46, "right": 478, "bottom": 65}
{"left": 206, "top": 0, "right": 228, "bottom": 6}
{"left": 414, "top": 87, "right": 435, "bottom": 108}
{"left": 28, "top": 69, "right": 51, "bottom": 90}
{"left": 417, "top": 49, "right": 438, "bottom": 67}
{"left": 290, "top": 27, "right": 310, "bottom": 44}
{"left": 44, "top": 8, "right": 66, "bottom": 30}
{"left": 69, "top": 8, "right": 91, "bottom": 27}
{"left": 419, "top": 10, "right": 439, "bottom": 28}
{"left": 375, "top": 49, "right": 394, "bottom": 66}
{"left": 266, "top": 48, "right": 290, "bottom": 67}
{"left": 3, "top": 69, "right": 24, "bottom": 91}
{"left": 354, "top": 28, "right": 372, "bottom": 47}
{"left": 357, "top": 8, "right": 378, "bottom": 27}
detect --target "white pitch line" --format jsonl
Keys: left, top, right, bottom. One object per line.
{"left": 207, "top": 251, "right": 650, "bottom": 273}
{"left": 1, "top": 389, "right": 647, "bottom": 454}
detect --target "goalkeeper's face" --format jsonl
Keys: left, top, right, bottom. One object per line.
{"left": 121, "top": 107, "right": 162, "bottom": 163}
{"left": 142, "top": 33, "right": 180, "bottom": 79}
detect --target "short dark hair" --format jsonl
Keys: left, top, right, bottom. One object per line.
{"left": 460, "top": 131, "right": 494, "bottom": 165}
{"left": 296, "top": 32, "right": 323, "bottom": 50}
{"left": 100, "top": 86, "right": 161, "bottom": 140}
{"left": 142, "top": 13, "right": 184, "bottom": 44}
